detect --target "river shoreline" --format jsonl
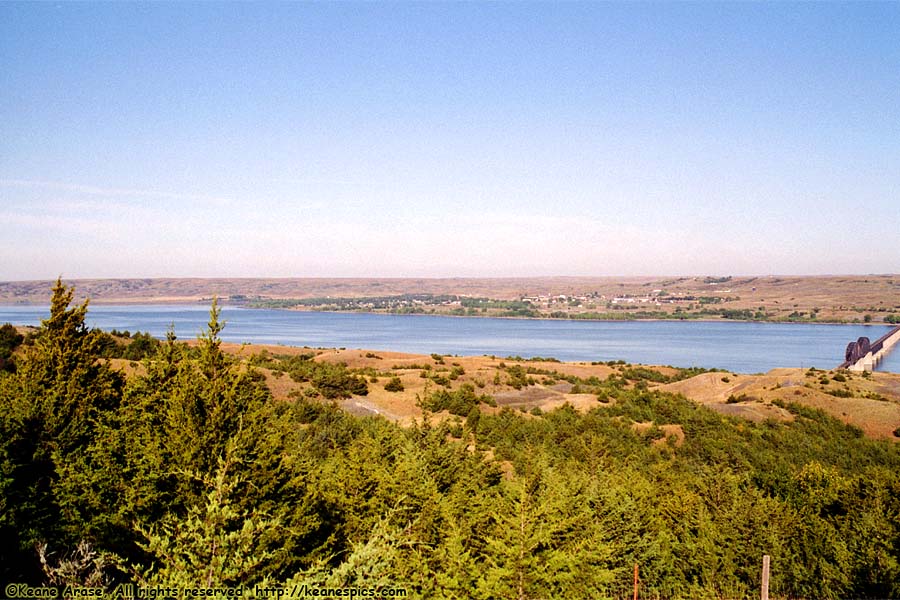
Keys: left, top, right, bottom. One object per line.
{"left": 1, "top": 300, "right": 892, "bottom": 327}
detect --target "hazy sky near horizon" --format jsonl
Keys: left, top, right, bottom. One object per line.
{"left": 2, "top": 2, "right": 899, "bottom": 280}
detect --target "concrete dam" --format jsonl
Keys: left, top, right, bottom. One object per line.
{"left": 839, "top": 325, "right": 900, "bottom": 372}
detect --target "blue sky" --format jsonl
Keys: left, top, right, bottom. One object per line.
{"left": 1, "top": 2, "right": 898, "bottom": 280}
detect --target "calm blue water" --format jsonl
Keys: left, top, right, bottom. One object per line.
{"left": 0, "top": 304, "right": 895, "bottom": 374}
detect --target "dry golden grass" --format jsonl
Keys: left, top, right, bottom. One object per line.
{"left": 106, "top": 358, "right": 147, "bottom": 378}
{"left": 632, "top": 422, "right": 686, "bottom": 447}
{"left": 216, "top": 344, "right": 624, "bottom": 423}
{"left": 660, "top": 369, "right": 900, "bottom": 440}
{"left": 96, "top": 341, "right": 900, "bottom": 442}
{"left": 220, "top": 343, "right": 900, "bottom": 440}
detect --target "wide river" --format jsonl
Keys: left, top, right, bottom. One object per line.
{"left": 1, "top": 304, "right": 897, "bottom": 374}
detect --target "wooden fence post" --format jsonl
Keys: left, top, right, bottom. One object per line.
{"left": 633, "top": 563, "right": 638, "bottom": 600}
{"left": 761, "top": 555, "right": 770, "bottom": 600}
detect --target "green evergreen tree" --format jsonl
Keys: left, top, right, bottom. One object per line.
{"left": 477, "top": 462, "right": 617, "bottom": 599}
{"left": 135, "top": 441, "right": 276, "bottom": 587}
{"left": 0, "top": 279, "right": 124, "bottom": 582}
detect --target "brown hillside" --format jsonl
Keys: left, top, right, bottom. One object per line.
{"left": 660, "top": 369, "right": 900, "bottom": 440}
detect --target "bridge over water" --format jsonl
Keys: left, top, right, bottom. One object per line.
{"left": 839, "top": 325, "right": 900, "bottom": 372}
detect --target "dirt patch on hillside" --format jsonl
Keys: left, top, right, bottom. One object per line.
{"left": 707, "top": 402, "right": 794, "bottom": 423}
{"left": 338, "top": 397, "right": 406, "bottom": 421}
{"left": 494, "top": 386, "right": 565, "bottom": 408}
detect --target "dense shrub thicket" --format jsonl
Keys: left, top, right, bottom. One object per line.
{"left": 419, "top": 383, "right": 496, "bottom": 416}
{"left": 1, "top": 281, "right": 900, "bottom": 599}
{"left": 0, "top": 322, "right": 24, "bottom": 372}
